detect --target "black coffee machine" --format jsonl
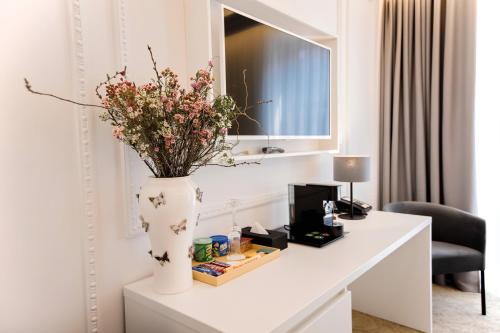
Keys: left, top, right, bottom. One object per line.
{"left": 277, "top": 183, "right": 344, "bottom": 247}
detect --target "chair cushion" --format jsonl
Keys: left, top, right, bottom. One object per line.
{"left": 432, "top": 241, "right": 484, "bottom": 275}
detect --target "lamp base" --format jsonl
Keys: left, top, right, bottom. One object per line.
{"left": 338, "top": 213, "right": 366, "bottom": 220}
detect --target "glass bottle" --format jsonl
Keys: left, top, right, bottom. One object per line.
{"left": 227, "top": 199, "right": 245, "bottom": 261}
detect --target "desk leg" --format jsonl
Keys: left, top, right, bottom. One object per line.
{"left": 349, "top": 225, "right": 432, "bottom": 332}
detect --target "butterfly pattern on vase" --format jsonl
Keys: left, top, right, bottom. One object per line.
{"left": 196, "top": 187, "right": 203, "bottom": 203}
{"left": 139, "top": 215, "right": 149, "bottom": 232}
{"left": 149, "top": 250, "right": 170, "bottom": 266}
{"left": 188, "top": 245, "right": 194, "bottom": 259}
{"left": 149, "top": 192, "right": 166, "bottom": 208}
{"left": 170, "top": 219, "right": 187, "bottom": 235}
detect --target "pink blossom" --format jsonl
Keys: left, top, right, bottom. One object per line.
{"left": 200, "top": 129, "right": 213, "bottom": 139}
{"left": 208, "top": 60, "right": 214, "bottom": 68}
{"left": 161, "top": 96, "right": 174, "bottom": 112}
{"left": 112, "top": 126, "right": 124, "bottom": 139}
{"left": 191, "top": 82, "right": 201, "bottom": 90}
{"left": 153, "top": 147, "right": 160, "bottom": 152}
{"left": 127, "top": 106, "right": 133, "bottom": 113}
{"left": 101, "top": 97, "right": 110, "bottom": 107}
{"left": 165, "top": 101, "right": 173, "bottom": 112}
{"left": 141, "top": 82, "right": 157, "bottom": 92}
{"left": 174, "top": 114, "right": 185, "bottom": 123}
{"left": 198, "top": 69, "right": 209, "bottom": 76}
{"left": 219, "top": 128, "right": 228, "bottom": 135}
{"left": 164, "top": 134, "right": 175, "bottom": 147}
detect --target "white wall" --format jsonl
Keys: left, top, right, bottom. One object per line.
{"left": 0, "top": 0, "right": 86, "bottom": 332}
{"left": 343, "top": 0, "right": 380, "bottom": 207}
{"left": 0, "top": 0, "right": 379, "bottom": 332}
{"left": 257, "top": 0, "right": 338, "bottom": 36}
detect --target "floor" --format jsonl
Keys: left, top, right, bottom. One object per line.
{"left": 353, "top": 285, "right": 500, "bottom": 333}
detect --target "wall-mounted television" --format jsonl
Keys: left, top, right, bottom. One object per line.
{"left": 223, "top": 7, "right": 331, "bottom": 139}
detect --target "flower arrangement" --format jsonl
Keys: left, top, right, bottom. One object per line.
{"left": 25, "top": 46, "right": 258, "bottom": 178}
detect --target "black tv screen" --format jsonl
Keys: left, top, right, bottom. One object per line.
{"left": 224, "top": 8, "right": 331, "bottom": 138}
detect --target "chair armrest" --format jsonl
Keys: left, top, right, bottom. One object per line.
{"left": 383, "top": 201, "right": 486, "bottom": 253}
{"left": 435, "top": 207, "right": 486, "bottom": 254}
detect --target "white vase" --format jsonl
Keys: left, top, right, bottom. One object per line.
{"left": 139, "top": 176, "right": 200, "bottom": 294}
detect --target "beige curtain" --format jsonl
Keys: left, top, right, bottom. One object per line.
{"left": 379, "top": 0, "right": 477, "bottom": 290}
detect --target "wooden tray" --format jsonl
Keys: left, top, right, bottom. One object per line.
{"left": 192, "top": 244, "right": 280, "bottom": 286}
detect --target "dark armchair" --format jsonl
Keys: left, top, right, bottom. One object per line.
{"left": 383, "top": 201, "right": 487, "bottom": 315}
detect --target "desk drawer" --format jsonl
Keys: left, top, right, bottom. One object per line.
{"left": 292, "top": 290, "right": 352, "bottom": 333}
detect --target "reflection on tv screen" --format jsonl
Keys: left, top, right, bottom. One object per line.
{"left": 224, "top": 9, "right": 331, "bottom": 137}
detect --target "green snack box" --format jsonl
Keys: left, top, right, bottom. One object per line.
{"left": 194, "top": 238, "right": 213, "bottom": 262}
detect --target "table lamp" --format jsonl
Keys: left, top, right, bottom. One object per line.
{"left": 333, "top": 155, "right": 370, "bottom": 220}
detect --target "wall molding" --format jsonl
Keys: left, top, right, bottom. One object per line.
{"left": 115, "top": 0, "right": 149, "bottom": 239}
{"left": 70, "top": 0, "right": 98, "bottom": 332}
{"left": 199, "top": 191, "right": 288, "bottom": 221}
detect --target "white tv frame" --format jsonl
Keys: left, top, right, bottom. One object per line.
{"left": 216, "top": 4, "right": 334, "bottom": 141}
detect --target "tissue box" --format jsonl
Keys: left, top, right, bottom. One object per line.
{"left": 241, "top": 227, "right": 288, "bottom": 250}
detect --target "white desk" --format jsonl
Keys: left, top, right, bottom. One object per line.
{"left": 124, "top": 211, "right": 432, "bottom": 333}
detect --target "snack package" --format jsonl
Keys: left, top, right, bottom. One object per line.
{"left": 192, "top": 265, "right": 223, "bottom": 277}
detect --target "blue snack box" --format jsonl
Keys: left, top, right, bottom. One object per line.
{"left": 210, "top": 235, "right": 229, "bottom": 257}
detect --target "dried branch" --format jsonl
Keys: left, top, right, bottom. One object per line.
{"left": 147, "top": 45, "right": 163, "bottom": 92}
{"left": 242, "top": 69, "right": 249, "bottom": 113}
{"left": 201, "top": 161, "right": 261, "bottom": 167}
{"left": 95, "top": 67, "right": 127, "bottom": 99}
{"left": 143, "top": 158, "right": 159, "bottom": 178}
{"left": 24, "top": 78, "right": 105, "bottom": 109}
